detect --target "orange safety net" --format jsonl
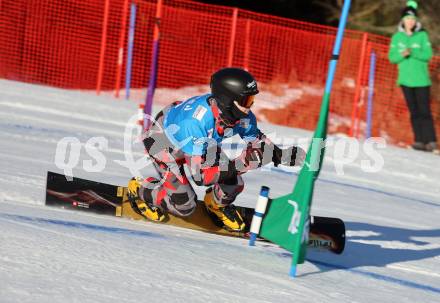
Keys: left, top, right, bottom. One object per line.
{"left": 0, "top": 0, "right": 439, "bottom": 145}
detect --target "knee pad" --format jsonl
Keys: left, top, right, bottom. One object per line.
{"left": 166, "top": 191, "right": 196, "bottom": 217}
{"left": 213, "top": 176, "right": 244, "bottom": 205}
{"left": 139, "top": 177, "right": 160, "bottom": 203}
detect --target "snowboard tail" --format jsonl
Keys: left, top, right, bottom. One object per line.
{"left": 45, "top": 171, "right": 345, "bottom": 254}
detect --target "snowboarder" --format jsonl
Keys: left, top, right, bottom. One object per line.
{"left": 127, "top": 67, "right": 306, "bottom": 231}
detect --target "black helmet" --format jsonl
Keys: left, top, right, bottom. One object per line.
{"left": 210, "top": 67, "right": 259, "bottom": 124}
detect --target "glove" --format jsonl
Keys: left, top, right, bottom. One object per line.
{"left": 242, "top": 145, "right": 264, "bottom": 169}
{"left": 229, "top": 143, "right": 265, "bottom": 176}
{"left": 188, "top": 144, "right": 261, "bottom": 185}
{"left": 272, "top": 145, "right": 306, "bottom": 167}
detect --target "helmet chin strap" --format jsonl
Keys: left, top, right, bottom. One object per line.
{"left": 231, "top": 102, "right": 249, "bottom": 120}
{"left": 209, "top": 98, "right": 238, "bottom": 136}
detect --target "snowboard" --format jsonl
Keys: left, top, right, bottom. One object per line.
{"left": 45, "top": 171, "right": 345, "bottom": 254}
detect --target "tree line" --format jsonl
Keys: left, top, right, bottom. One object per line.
{"left": 197, "top": 0, "right": 439, "bottom": 49}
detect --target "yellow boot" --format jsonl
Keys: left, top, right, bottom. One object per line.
{"left": 127, "top": 177, "right": 165, "bottom": 222}
{"left": 204, "top": 188, "right": 245, "bottom": 232}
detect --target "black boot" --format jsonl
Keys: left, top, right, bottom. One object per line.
{"left": 411, "top": 142, "right": 426, "bottom": 151}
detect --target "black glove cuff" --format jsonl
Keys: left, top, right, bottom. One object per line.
{"left": 272, "top": 144, "right": 283, "bottom": 167}
{"left": 218, "top": 160, "right": 238, "bottom": 183}
{"left": 289, "top": 146, "right": 298, "bottom": 165}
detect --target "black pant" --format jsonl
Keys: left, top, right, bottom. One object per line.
{"left": 401, "top": 86, "right": 437, "bottom": 144}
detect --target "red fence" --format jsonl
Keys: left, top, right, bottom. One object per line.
{"left": 1, "top": 0, "right": 439, "bottom": 145}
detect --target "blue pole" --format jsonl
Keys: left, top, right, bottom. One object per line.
{"left": 144, "top": 0, "right": 163, "bottom": 130}
{"left": 125, "top": 3, "right": 137, "bottom": 100}
{"left": 324, "top": 0, "right": 352, "bottom": 95}
{"left": 144, "top": 39, "right": 160, "bottom": 129}
{"left": 366, "top": 51, "right": 376, "bottom": 139}
{"left": 289, "top": 0, "right": 352, "bottom": 279}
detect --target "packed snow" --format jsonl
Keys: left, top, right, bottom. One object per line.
{"left": 0, "top": 80, "right": 439, "bottom": 303}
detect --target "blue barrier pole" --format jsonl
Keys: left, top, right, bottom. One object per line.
{"left": 144, "top": 0, "right": 163, "bottom": 129}
{"left": 249, "top": 186, "right": 270, "bottom": 246}
{"left": 324, "top": 0, "right": 352, "bottom": 95}
{"left": 125, "top": 3, "right": 136, "bottom": 100}
{"left": 289, "top": 0, "right": 352, "bottom": 279}
{"left": 366, "top": 51, "right": 376, "bottom": 139}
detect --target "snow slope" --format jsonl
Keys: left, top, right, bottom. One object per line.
{"left": 0, "top": 80, "right": 439, "bottom": 303}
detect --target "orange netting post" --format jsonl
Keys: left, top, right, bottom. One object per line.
{"left": 228, "top": 8, "right": 238, "bottom": 67}
{"left": 96, "top": 0, "right": 111, "bottom": 95}
{"left": 114, "top": 0, "right": 129, "bottom": 98}
{"left": 349, "top": 32, "right": 369, "bottom": 137}
{"left": 243, "top": 19, "right": 251, "bottom": 71}
{"left": 354, "top": 42, "right": 373, "bottom": 139}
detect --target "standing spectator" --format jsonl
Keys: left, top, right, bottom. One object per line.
{"left": 388, "top": 1, "right": 438, "bottom": 153}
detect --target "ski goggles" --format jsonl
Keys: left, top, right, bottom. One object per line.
{"left": 237, "top": 95, "right": 255, "bottom": 109}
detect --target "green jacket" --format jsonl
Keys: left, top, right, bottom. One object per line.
{"left": 388, "top": 25, "right": 433, "bottom": 87}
